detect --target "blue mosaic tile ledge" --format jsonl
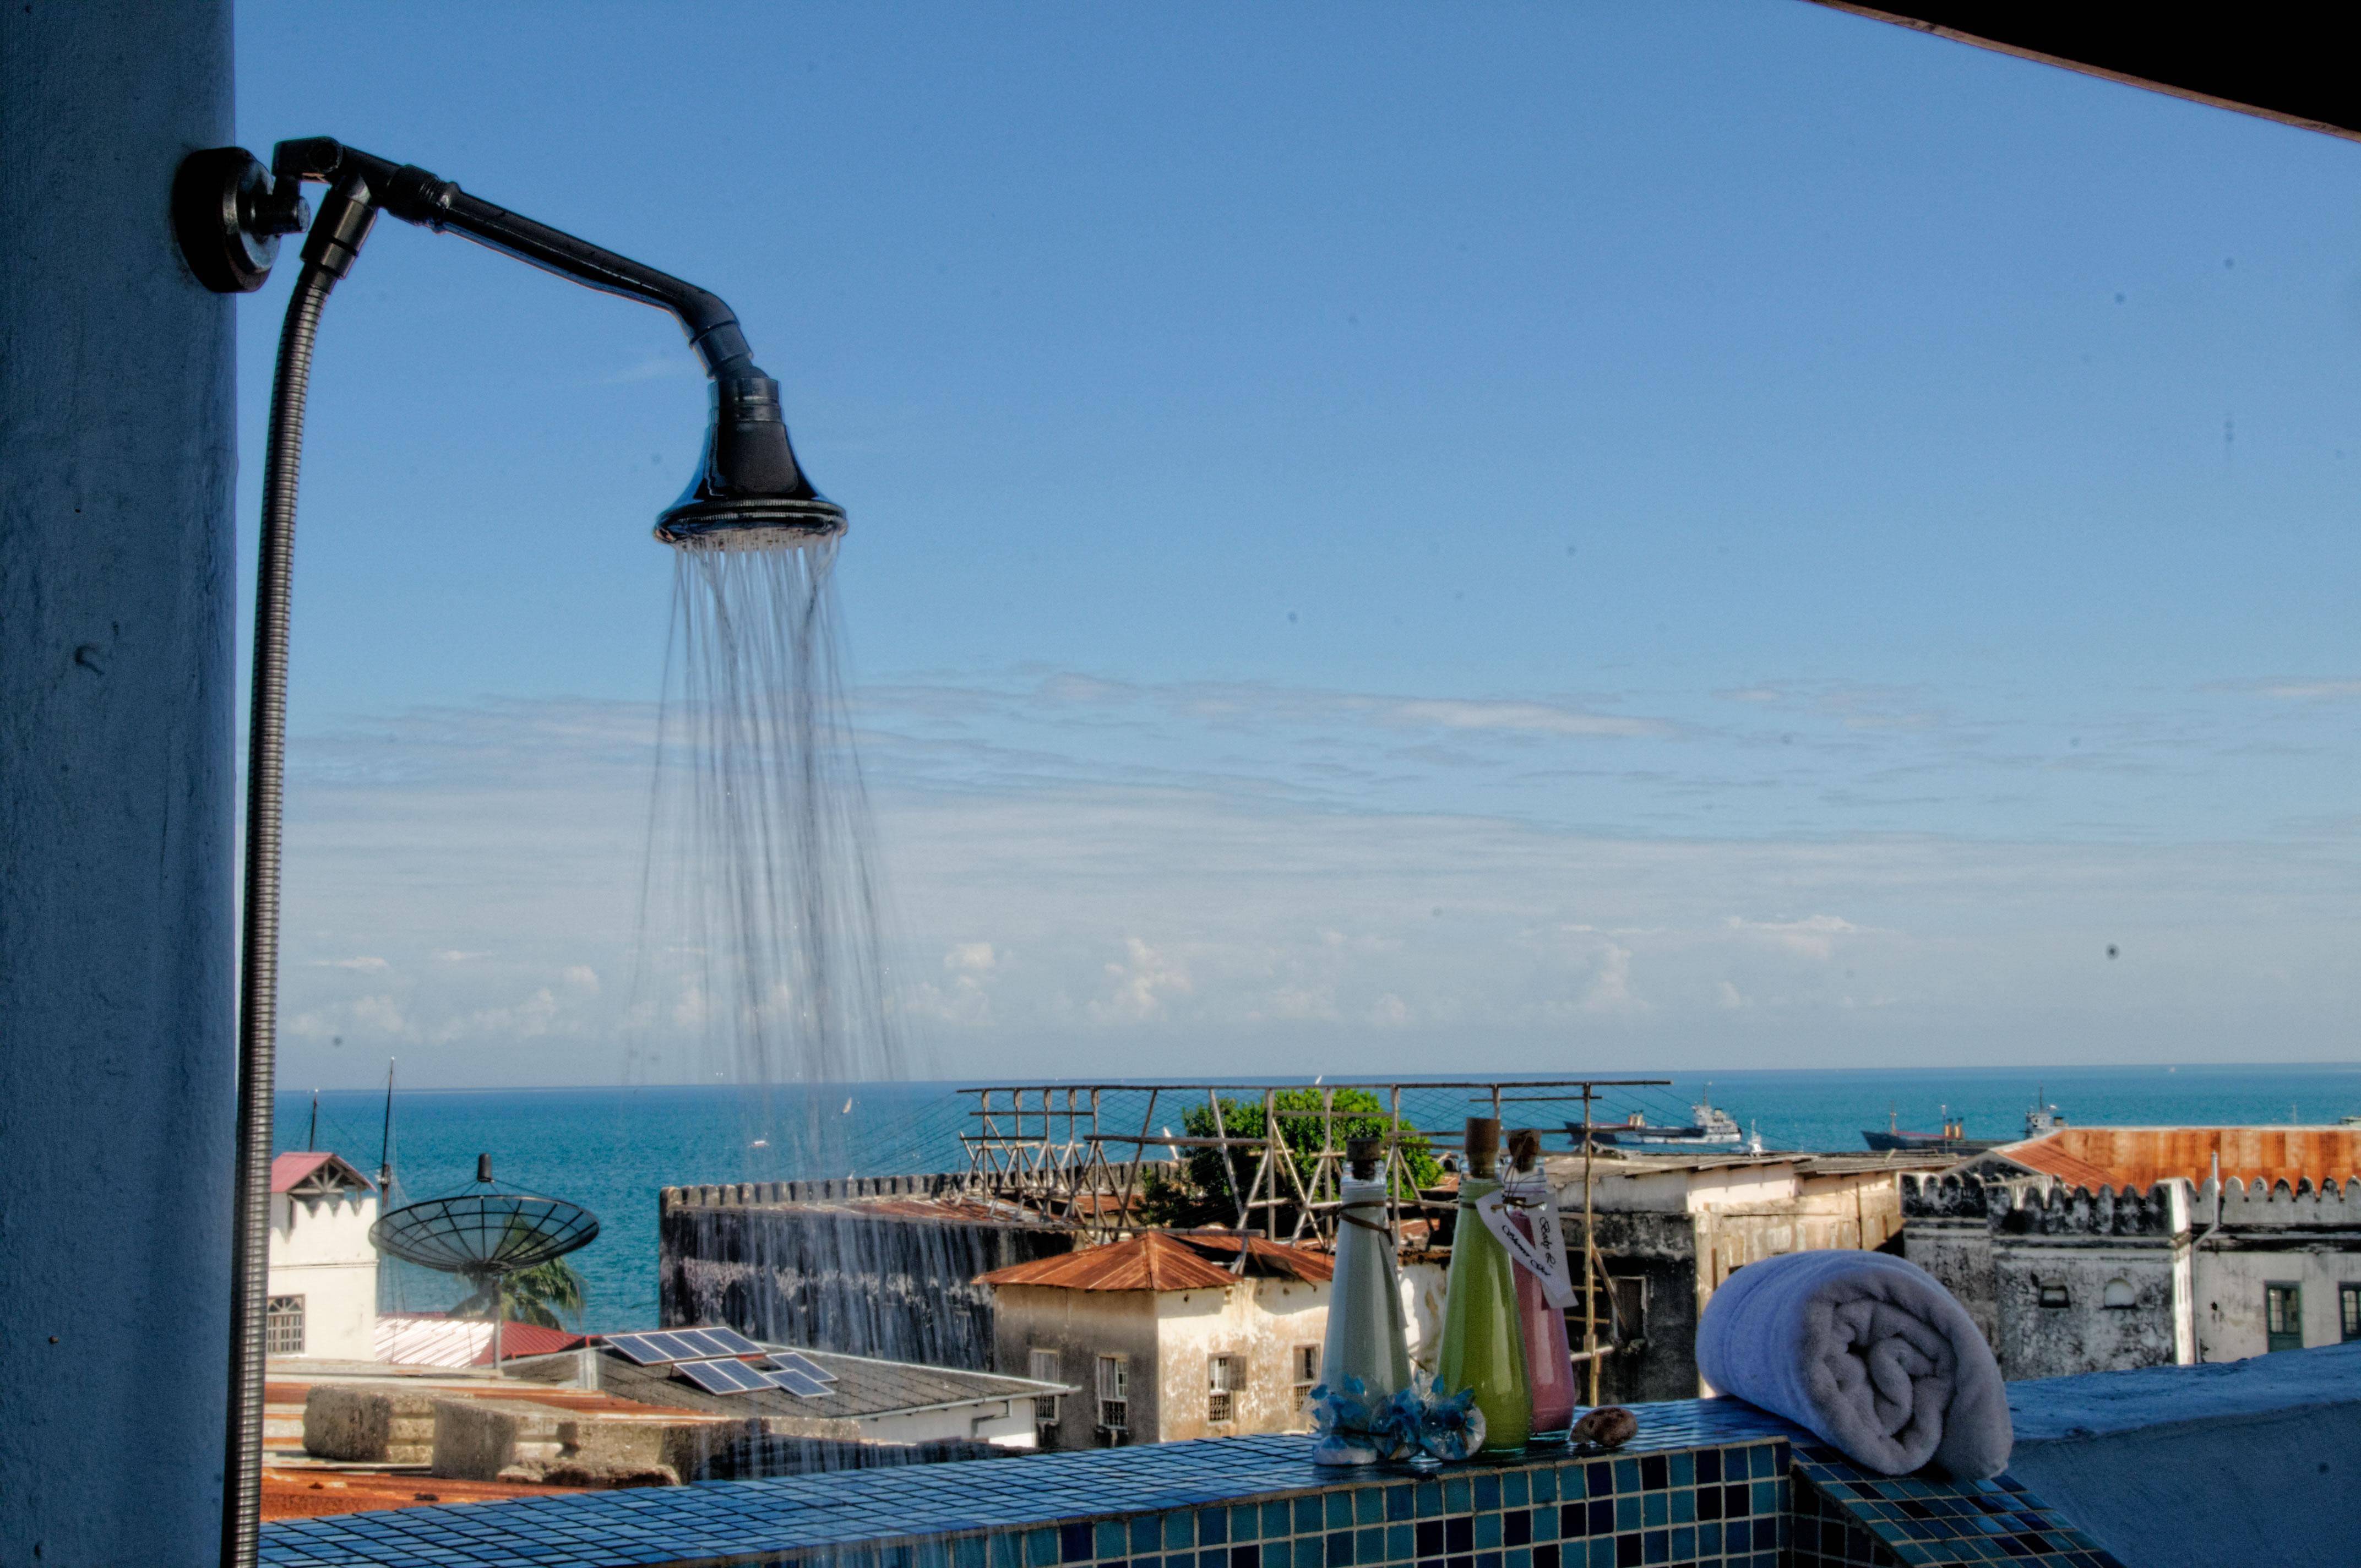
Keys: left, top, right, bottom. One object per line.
{"left": 1787, "top": 1449, "right": 2126, "bottom": 1568}
{"left": 260, "top": 1401, "right": 1799, "bottom": 1568}
{"left": 259, "top": 1398, "right": 2123, "bottom": 1568}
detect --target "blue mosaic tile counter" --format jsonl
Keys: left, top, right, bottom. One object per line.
{"left": 258, "top": 1400, "right": 2117, "bottom": 1568}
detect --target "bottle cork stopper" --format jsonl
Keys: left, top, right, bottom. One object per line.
{"left": 1462, "top": 1117, "right": 1502, "bottom": 1175}
{"left": 1346, "top": 1136, "right": 1384, "bottom": 1181}
{"left": 1507, "top": 1128, "right": 1542, "bottom": 1171}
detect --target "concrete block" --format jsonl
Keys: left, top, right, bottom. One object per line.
{"left": 303, "top": 1385, "right": 439, "bottom": 1464}
{"left": 429, "top": 1398, "right": 568, "bottom": 1480}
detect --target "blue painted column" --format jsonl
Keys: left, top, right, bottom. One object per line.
{"left": 0, "top": 3, "right": 237, "bottom": 1562}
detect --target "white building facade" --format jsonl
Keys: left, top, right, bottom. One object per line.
{"left": 266, "top": 1151, "right": 380, "bottom": 1362}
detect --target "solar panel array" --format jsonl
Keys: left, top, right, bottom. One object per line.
{"left": 603, "top": 1327, "right": 765, "bottom": 1365}
{"left": 599, "top": 1327, "right": 841, "bottom": 1399}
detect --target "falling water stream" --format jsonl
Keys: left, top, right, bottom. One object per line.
{"left": 635, "top": 535, "right": 905, "bottom": 1161}
{"left": 627, "top": 535, "right": 1040, "bottom": 1382}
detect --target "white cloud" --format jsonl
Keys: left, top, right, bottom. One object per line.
{"left": 563, "top": 965, "right": 601, "bottom": 993}
{"left": 1581, "top": 943, "right": 1645, "bottom": 1014}
{"left": 1726, "top": 914, "right": 1863, "bottom": 961}
{"left": 945, "top": 941, "right": 997, "bottom": 973}
{"left": 435, "top": 987, "right": 566, "bottom": 1043}
{"left": 262, "top": 687, "right": 2361, "bottom": 1086}
{"left": 1092, "top": 938, "right": 1192, "bottom": 1022}
{"left": 1715, "top": 980, "right": 1748, "bottom": 1009}
{"left": 2258, "top": 680, "right": 2361, "bottom": 701}
{"left": 315, "top": 956, "right": 390, "bottom": 972}
{"left": 1372, "top": 698, "right": 1673, "bottom": 740}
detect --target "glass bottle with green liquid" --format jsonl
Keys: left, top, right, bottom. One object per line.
{"left": 1437, "top": 1116, "right": 1531, "bottom": 1456}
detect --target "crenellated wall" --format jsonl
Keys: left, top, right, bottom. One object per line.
{"left": 1903, "top": 1173, "right": 2192, "bottom": 1378}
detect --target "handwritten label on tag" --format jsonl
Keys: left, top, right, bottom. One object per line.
{"left": 1474, "top": 1184, "right": 1577, "bottom": 1309}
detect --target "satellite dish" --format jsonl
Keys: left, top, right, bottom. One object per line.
{"left": 369, "top": 1155, "right": 598, "bottom": 1364}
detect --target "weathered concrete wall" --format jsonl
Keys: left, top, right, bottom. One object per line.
{"left": 661, "top": 1195, "right": 1076, "bottom": 1369}
{"left": 1151, "top": 1276, "right": 1328, "bottom": 1441}
{"left": 0, "top": 5, "right": 237, "bottom": 1564}
{"left": 2196, "top": 1175, "right": 2361, "bottom": 1358}
{"left": 2004, "top": 1341, "right": 2361, "bottom": 1568}
{"left": 1579, "top": 1209, "right": 1699, "bottom": 1404}
{"left": 989, "top": 1283, "right": 1159, "bottom": 1447}
{"left": 1991, "top": 1182, "right": 2188, "bottom": 1380}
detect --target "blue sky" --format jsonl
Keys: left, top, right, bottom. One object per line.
{"left": 236, "top": 3, "right": 2361, "bottom": 1087}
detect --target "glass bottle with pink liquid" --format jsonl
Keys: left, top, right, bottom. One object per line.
{"left": 1506, "top": 1129, "right": 1577, "bottom": 1445}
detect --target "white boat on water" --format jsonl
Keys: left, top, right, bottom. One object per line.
{"left": 1579, "top": 1090, "right": 1754, "bottom": 1153}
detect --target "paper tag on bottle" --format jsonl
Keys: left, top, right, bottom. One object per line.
{"left": 1474, "top": 1185, "right": 1577, "bottom": 1309}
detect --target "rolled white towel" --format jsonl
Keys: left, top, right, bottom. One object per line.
{"left": 1696, "top": 1249, "right": 2011, "bottom": 1478}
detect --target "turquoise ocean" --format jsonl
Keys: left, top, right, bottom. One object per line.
{"left": 279, "top": 1064, "right": 2361, "bottom": 1332}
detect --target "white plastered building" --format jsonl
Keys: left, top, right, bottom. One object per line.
{"left": 266, "top": 1151, "right": 380, "bottom": 1361}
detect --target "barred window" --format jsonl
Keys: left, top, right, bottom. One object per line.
{"left": 1293, "top": 1344, "right": 1320, "bottom": 1397}
{"left": 1207, "top": 1353, "right": 1241, "bottom": 1423}
{"left": 1096, "top": 1354, "right": 1128, "bottom": 1440}
{"left": 2341, "top": 1283, "right": 2360, "bottom": 1343}
{"left": 265, "top": 1294, "right": 305, "bottom": 1355}
{"left": 1029, "top": 1348, "right": 1062, "bottom": 1424}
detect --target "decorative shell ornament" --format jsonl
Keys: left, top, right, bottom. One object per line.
{"left": 1568, "top": 1405, "right": 1638, "bottom": 1451}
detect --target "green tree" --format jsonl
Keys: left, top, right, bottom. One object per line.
{"left": 1140, "top": 1087, "right": 1440, "bottom": 1230}
{"left": 452, "top": 1258, "right": 587, "bottom": 1330}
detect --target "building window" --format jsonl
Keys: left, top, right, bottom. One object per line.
{"left": 2266, "top": 1283, "right": 2304, "bottom": 1352}
{"left": 1293, "top": 1344, "right": 1320, "bottom": 1406}
{"left": 2102, "top": 1277, "right": 2136, "bottom": 1309}
{"left": 265, "top": 1294, "right": 305, "bottom": 1354}
{"left": 1028, "top": 1347, "right": 1062, "bottom": 1439}
{"left": 2037, "top": 1283, "right": 2070, "bottom": 1309}
{"left": 1095, "top": 1354, "right": 1128, "bottom": 1442}
{"left": 2343, "top": 1284, "right": 2360, "bottom": 1344}
{"left": 1207, "top": 1353, "right": 1241, "bottom": 1423}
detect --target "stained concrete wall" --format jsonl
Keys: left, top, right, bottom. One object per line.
{"left": 989, "top": 1283, "right": 1160, "bottom": 1447}
{"left": 0, "top": 4, "right": 237, "bottom": 1565}
{"left": 1151, "top": 1276, "right": 1328, "bottom": 1441}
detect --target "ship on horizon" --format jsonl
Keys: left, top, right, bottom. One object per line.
{"left": 1861, "top": 1090, "right": 2068, "bottom": 1154}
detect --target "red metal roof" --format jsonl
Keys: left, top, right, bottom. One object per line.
{"left": 2004, "top": 1127, "right": 2361, "bottom": 1190}
{"left": 271, "top": 1151, "right": 376, "bottom": 1194}
{"left": 976, "top": 1230, "right": 1334, "bottom": 1292}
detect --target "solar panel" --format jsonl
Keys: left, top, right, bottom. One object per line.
{"left": 603, "top": 1331, "right": 679, "bottom": 1365}
{"left": 765, "top": 1366, "right": 834, "bottom": 1397}
{"left": 767, "top": 1349, "right": 836, "bottom": 1383}
{"left": 676, "top": 1357, "right": 774, "bottom": 1396}
{"left": 673, "top": 1326, "right": 764, "bottom": 1359}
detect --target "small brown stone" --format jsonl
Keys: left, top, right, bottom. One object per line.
{"left": 1569, "top": 1406, "right": 1638, "bottom": 1450}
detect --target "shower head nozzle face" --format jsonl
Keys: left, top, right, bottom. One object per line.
{"left": 655, "top": 496, "right": 847, "bottom": 551}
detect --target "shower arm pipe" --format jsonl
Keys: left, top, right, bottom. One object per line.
{"left": 266, "top": 138, "right": 759, "bottom": 376}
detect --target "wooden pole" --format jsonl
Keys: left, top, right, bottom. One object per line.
{"left": 1582, "top": 1085, "right": 1599, "bottom": 1406}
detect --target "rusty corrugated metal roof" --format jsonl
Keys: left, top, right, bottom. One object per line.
{"left": 975, "top": 1230, "right": 1333, "bottom": 1291}
{"left": 2003, "top": 1126, "right": 2361, "bottom": 1190}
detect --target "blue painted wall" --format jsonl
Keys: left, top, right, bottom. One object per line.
{"left": 0, "top": 2, "right": 237, "bottom": 1561}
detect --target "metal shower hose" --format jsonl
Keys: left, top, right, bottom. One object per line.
{"left": 222, "top": 258, "right": 335, "bottom": 1568}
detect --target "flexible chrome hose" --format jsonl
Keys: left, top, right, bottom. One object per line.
{"left": 221, "top": 259, "right": 333, "bottom": 1568}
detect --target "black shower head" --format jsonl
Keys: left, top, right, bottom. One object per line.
{"left": 655, "top": 372, "right": 846, "bottom": 549}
